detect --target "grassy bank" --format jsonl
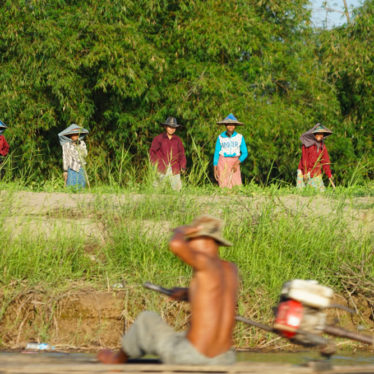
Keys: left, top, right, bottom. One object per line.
{"left": 0, "top": 185, "right": 374, "bottom": 350}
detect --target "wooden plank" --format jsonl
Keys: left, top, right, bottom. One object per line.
{"left": 2, "top": 356, "right": 374, "bottom": 374}
{"left": 0, "top": 362, "right": 314, "bottom": 374}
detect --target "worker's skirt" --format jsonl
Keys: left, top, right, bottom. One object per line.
{"left": 296, "top": 170, "right": 325, "bottom": 191}
{"left": 122, "top": 311, "right": 236, "bottom": 365}
{"left": 217, "top": 156, "right": 242, "bottom": 189}
{"left": 67, "top": 167, "right": 86, "bottom": 189}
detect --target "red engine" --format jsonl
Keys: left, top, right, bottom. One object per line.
{"left": 274, "top": 299, "right": 304, "bottom": 338}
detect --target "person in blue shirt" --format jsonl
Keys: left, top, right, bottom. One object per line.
{"left": 213, "top": 114, "right": 248, "bottom": 188}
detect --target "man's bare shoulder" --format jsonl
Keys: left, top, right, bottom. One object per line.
{"left": 220, "top": 260, "right": 238, "bottom": 274}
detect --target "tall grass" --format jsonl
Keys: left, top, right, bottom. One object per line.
{"left": 1, "top": 143, "right": 374, "bottom": 192}
{"left": 0, "top": 184, "right": 373, "bottom": 347}
{"left": 1, "top": 190, "right": 372, "bottom": 294}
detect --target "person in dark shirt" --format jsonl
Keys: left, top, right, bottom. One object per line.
{"left": 297, "top": 123, "right": 334, "bottom": 191}
{"left": 149, "top": 117, "right": 186, "bottom": 191}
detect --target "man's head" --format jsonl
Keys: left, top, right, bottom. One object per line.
{"left": 161, "top": 117, "right": 181, "bottom": 129}
{"left": 312, "top": 124, "right": 332, "bottom": 143}
{"left": 165, "top": 125, "right": 177, "bottom": 137}
{"left": 225, "top": 124, "right": 236, "bottom": 136}
{"left": 69, "top": 132, "right": 80, "bottom": 142}
{"left": 217, "top": 113, "right": 244, "bottom": 129}
{"left": 314, "top": 133, "right": 324, "bottom": 142}
{"left": 184, "top": 215, "right": 232, "bottom": 248}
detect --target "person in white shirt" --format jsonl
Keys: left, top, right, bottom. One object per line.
{"left": 58, "top": 124, "right": 89, "bottom": 188}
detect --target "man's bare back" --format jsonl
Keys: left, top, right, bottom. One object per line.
{"left": 169, "top": 218, "right": 238, "bottom": 357}
{"left": 187, "top": 260, "right": 238, "bottom": 356}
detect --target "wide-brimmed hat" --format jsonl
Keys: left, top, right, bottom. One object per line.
{"left": 58, "top": 124, "right": 89, "bottom": 146}
{"left": 217, "top": 113, "right": 244, "bottom": 126}
{"left": 183, "top": 215, "right": 232, "bottom": 247}
{"left": 0, "top": 120, "right": 7, "bottom": 135}
{"left": 312, "top": 123, "right": 333, "bottom": 136}
{"left": 161, "top": 117, "right": 182, "bottom": 128}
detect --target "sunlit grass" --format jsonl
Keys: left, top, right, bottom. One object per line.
{"left": 0, "top": 181, "right": 373, "bottom": 348}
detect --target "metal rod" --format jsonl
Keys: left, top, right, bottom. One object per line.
{"left": 324, "top": 325, "right": 374, "bottom": 345}
{"left": 235, "top": 316, "right": 274, "bottom": 332}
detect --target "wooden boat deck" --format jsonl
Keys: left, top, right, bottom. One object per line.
{"left": 2, "top": 353, "right": 374, "bottom": 374}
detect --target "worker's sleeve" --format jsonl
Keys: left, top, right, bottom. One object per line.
{"left": 149, "top": 136, "right": 161, "bottom": 165}
{"left": 79, "top": 141, "right": 88, "bottom": 158}
{"left": 321, "top": 146, "right": 332, "bottom": 178}
{"left": 178, "top": 138, "right": 187, "bottom": 170}
{"left": 213, "top": 137, "right": 221, "bottom": 166}
{"left": 239, "top": 136, "right": 248, "bottom": 163}
{"left": 298, "top": 145, "right": 306, "bottom": 174}
{"left": 62, "top": 144, "right": 69, "bottom": 172}
{"left": 0, "top": 136, "right": 9, "bottom": 156}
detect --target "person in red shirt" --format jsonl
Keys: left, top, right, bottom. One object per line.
{"left": 0, "top": 120, "right": 9, "bottom": 158}
{"left": 149, "top": 117, "right": 186, "bottom": 191}
{"left": 296, "top": 123, "right": 334, "bottom": 191}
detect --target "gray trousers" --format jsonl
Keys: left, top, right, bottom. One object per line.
{"left": 155, "top": 166, "right": 182, "bottom": 191}
{"left": 122, "top": 311, "right": 236, "bottom": 365}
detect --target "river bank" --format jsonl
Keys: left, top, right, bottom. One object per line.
{"left": 0, "top": 189, "right": 373, "bottom": 351}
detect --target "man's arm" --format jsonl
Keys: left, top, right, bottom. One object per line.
{"left": 239, "top": 136, "right": 248, "bottom": 163}
{"left": 169, "top": 226, "right": 209, "bottom": 270}
{"left": 169, "top": 287, "right": 189, "bottom": 301}
{"left": 0, "top": 136, "right": 9, "bottom": 156}
{"left": 178, "top": 138, "right": 187, "bottom": 172}
{"left": 149, "top": 135, "right": 161, "bottom": 164}
{"left": 321, "top": 146, "right": 332, "bottom": 179}
{"left": 79, "top": 140, "right": 88, "bottom": 158}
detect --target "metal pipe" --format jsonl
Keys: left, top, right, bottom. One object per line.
{"left": 324, "top": 325, "right": 374, "bottom": 345}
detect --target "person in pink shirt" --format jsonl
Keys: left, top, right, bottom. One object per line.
{"left": 297, "top": 123, "right": 334, "bottom": 191}
{"left": 149, "top": 117, "right": 186, "bottom": 191}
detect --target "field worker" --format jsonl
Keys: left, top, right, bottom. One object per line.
{"left": 149, "top": 116, "right": 186, "bottom": 191}
{"left": 213, "top": 114, "right": 248, "bottom": 188}
{"left": 58, "top": 124, "right": 89, "bottom": 189}
{"left": 0, "top": 120, "right": 10, "bottom": 179}
{"left": 0, "top": 120, "right": 10, "bottom": 159}
{"left": 98, "top": 215, "right": 238, "bottom": 366}
{"left": 296, "top": 123, "right": 334, "bottom": 191}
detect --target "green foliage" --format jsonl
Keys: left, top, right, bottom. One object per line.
{"left": 0, "top": 0, "right": 372, "bottom": 186}
{"left": 317, "top": 0, "right": 374, "bottom": 181}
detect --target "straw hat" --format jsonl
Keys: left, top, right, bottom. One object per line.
{"left": 161, "top": 117, "right": 182, "bottom": 128}
{"left": 312, "top": 123, "right": 332, "bottom": 136}
{"left": 217, "top": 113, "right": 244, "bottom": 126}
{"left": 58, "top": 124, "right": 89, "bottom": 146}
{"left": 184, "top": 215, "right": 232, "bottom": 247}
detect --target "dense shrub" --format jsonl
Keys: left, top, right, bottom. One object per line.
{"left": 0, "top": 0, "right": 372, "bottom": 186}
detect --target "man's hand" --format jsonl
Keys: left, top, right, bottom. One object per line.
{"left": 169, "top": 287, "right": 189, "bottom": 302}
{"left": 63, "top": 172, "right": 68, "bottom": 186}
{"left": 172, "top": 225, "right": 201, "bottom": 237}
{"left": 214, "top": 166, "right": 219, "bottom": 181}
{"left": 329, "top": 176, "right": 336, "bottom": 189}
{"left": 232, "top": 160, "right": 240, "bottom": 173}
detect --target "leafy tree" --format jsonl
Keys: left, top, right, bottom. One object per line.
{"left": 0, "top": 0, "right": 371, "bottom": 186}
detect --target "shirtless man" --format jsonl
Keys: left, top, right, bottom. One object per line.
{"left": 98, "top": 215, "right": 239, "bottom": 365}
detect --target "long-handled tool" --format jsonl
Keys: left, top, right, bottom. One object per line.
{"left": 143, "top": 281, "right": 374, "bottom": 350}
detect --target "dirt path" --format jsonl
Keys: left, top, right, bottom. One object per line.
{"left": 1, "top": 191, "right": 373, "bottom": 241}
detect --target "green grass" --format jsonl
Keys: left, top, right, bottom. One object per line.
{"left": 0, "top": 182, "right": 373, "bottom": 348}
